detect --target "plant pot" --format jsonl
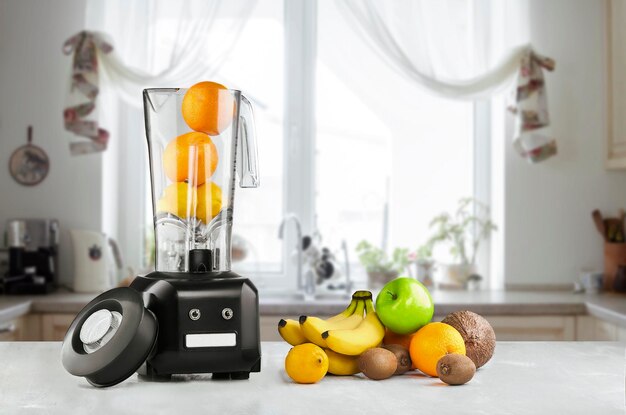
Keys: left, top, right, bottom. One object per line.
{"left": 367, "top": 270, "right": 398, "bottom": 289}
{"left": 440, "top": 263, "right": 477, "bottom": 288}
{"left": 604, "top": 242, "right": 626, "bottom": 291}
{"left": 415, "top": 260, "right": 435, "bottom": 288}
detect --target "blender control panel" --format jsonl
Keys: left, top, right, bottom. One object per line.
{"left": 179, "top": 292, "right": 241, "bottom": 349}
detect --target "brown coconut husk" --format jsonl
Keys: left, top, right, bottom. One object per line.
{"left": 442, "top": 310, "right": 496, "bottom": 369}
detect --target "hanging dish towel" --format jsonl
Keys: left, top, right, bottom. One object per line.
{"left": 62, "top": 31, "right": 113, "bottom": 155}
{"left": 509, "top": 50, "right": 556, "bottom": 163}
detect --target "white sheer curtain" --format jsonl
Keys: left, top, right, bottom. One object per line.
{"left": 334, "top": 0, "right": 555, "bottom": 163}
{"left": 86, "top": 0, "right": 258, "bottom": 105}
{"left": 336, "top": 0, "right": 528, "bottom": 100}
{"left": 83, "top": 0, "right": 257, "bottom": 272}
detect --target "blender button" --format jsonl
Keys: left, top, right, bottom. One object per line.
{"left": 222, "top": 308, "right": 234, "bottom": 320}
{"left": 189, "top": 309, "right": 201, "bottom": 321}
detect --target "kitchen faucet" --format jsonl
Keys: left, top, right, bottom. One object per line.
{"left": 278, "top": 214, "right": 313, "bottom": 297}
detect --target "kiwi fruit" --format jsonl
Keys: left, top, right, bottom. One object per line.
{"left": 358, "top": 348, "right": 397, "bottom": 380}
{"left": 436, "top": 354, "right": 476, "bottom": 385}
{"left": 382, "top": 344, "right": 412, "bottom": 375}
{"left": 442, "top": 311, "right": 496, "bottom": 368}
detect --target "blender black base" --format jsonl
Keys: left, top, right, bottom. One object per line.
{"left": 138, "top": 365, "right": 256, "bottom": 381}
{"left": 130, "top": 271, "right": 261, "bottom": 380}
{"left": 212, "top": 371, "right": 250, "bottom": 380}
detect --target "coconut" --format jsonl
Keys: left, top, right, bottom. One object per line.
{"left": 441, "top": 310, "right": 495, "bottom": 368}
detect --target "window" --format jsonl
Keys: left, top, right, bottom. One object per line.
{"left": 98, "top": 0, "right": 492, "bottom": 288}
{"left": 235, "top": 0, "right": 484, "bottom": 287}
{"left": 212, "top": 0, "right": 285, "bottom": 276}
{"left": 315, "top": 3, "right": 475, "bottom": 264}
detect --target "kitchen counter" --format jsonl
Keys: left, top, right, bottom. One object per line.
{"left": 2, "top": 289, "right": 626, "bottom": 326}
{"left": 0, "top": 341, "right": 623, "bottom": 414}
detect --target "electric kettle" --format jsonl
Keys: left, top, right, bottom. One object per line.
{"left": 70, "top": 229, "right": 123, "bottom": 293}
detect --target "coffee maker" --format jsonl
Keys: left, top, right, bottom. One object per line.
{"left": 3, "top": 219, "right": 59, "bottom": 294}
{"left": 62, "top": 86, "right": 261, "bottom": 387}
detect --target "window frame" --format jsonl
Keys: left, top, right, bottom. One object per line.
{"left": 126, "top": 0, "right": 494, "bottom": 290}
{"left": 264, "top": 0, "right": 493, "bottom": 291}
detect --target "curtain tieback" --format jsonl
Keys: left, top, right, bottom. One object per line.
{"left": 62, "top": 31, "right": 113, "bottom": 155}
{"left": 508, "top": 48, "right": 557, "bottom": 163}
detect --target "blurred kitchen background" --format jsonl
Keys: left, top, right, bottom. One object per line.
{"left": 2, "top": 0, "right": 626, "bottom": 342}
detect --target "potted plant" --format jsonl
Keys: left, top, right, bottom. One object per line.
{"left": 355, "top": 240, "right": 410, "bottom": 288}
{"left": 426, "top": 197, "right": 496, "bottom": 287}
{"left": 413, "top": 243, "right": 435, "bottom": 288}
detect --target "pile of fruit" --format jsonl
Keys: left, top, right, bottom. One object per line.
{"left": 278, "top": 277, "right": 496, "bottom": 385}
{"left": 157, "top": 81, "right": 233, "bottom": 223}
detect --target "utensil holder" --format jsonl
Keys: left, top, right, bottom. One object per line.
{"left": 603, "top": 242, "right": 626, "bottom": 290}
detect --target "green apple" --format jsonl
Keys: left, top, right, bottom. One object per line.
{"left": 375, "top": 277, "right": 434, "bottom": 334}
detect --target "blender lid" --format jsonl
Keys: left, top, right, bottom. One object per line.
{"left": 61, "top": 287, "right": 158, "bottom": 387}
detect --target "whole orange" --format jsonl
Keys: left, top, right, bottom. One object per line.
{"left": 182, "top": 81, "right": 234, "bottom": 135}
{"left": 409, "top": 322, "right": 466, "bottom": 377}
{"left": 383, "top": 328, "right": 415, "bottom": 350}
{"left": 162, "top": 132, "right": 218, "bottom": 185}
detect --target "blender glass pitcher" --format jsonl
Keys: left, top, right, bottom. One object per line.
{"left": 143, "top": 88, "right": 259, "bottom": 273}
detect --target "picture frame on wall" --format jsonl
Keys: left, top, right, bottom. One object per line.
{"left": 606, "top": 0, "right": 626, "bottom": 169}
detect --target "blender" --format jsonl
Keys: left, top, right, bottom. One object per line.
{"left": 61, "top": 85, "right": 261, "bottom": 387}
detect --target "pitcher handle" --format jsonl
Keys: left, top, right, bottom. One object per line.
{"left": 237, "top": 94, "right": 260, "bottom": 188}
{"left": 108, "top": 237, "right": 124, "bottom": 270}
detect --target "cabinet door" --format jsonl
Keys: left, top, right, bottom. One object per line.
{"left": 594, "top": 320, "right": 619, "bottom": 340}
{"left": 482, "top": 316, "right": 576, "bottom": 341}
{"left": 608, "top": 0, "right": 626, "bottom": 169}
{"left": 0, "top": 315, "right": 41, "bottom": 341}
{"left": 0, "top": 321, "right": 19, "bottom": 341}
{"left": 575, "top": 315, "right": 621, "bottom": 341}
{"left": 41, "top": 314, "right": 76, "bottom": 341}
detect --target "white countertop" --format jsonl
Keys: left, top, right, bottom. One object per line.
{"left": 0, "top": 341, "right": 623, "bottom": 414}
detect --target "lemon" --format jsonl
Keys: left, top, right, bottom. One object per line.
{"left": 196, "top": 182, "right": 223, "bottom": 223}
{"left": 156, "top": 182, "right": 197, "bottom": 219}
{"left": 284, "top": 343, "right": 329, "bottom": 384}
{"left": 156, "top": 182, "right": 222, "bottom": 223}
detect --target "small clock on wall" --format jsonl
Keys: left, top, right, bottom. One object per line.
{"left": 9, "top": 126, "right": 50, "bottom": 186}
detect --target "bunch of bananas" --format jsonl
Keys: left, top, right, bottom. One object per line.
{"left": 277, "top": 290, "right": 386, "bottom": 376}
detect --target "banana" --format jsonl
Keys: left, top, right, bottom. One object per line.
{"left": 322, "top": 299, "right": 385, "bottom": 356}
{"left": 277, "top": 319, "right": 307, "bottom": 346}
{"left": 351, "top": 290, "right": 373, "bottom": 300}
{"left": 325, "top": 297, "right": 358, "bottom": 324}
{"left": 299, "top": 300, "right": 366, "bottom": 348}
{"left": 326, "top": 291, "right": 371, "bottom": 323}
{"left": 325, "top": 348, "right": 361, "bottom": 375}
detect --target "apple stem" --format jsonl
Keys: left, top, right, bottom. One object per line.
{"left": 387, "top": 291, "right": 397, "bottom": 300}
